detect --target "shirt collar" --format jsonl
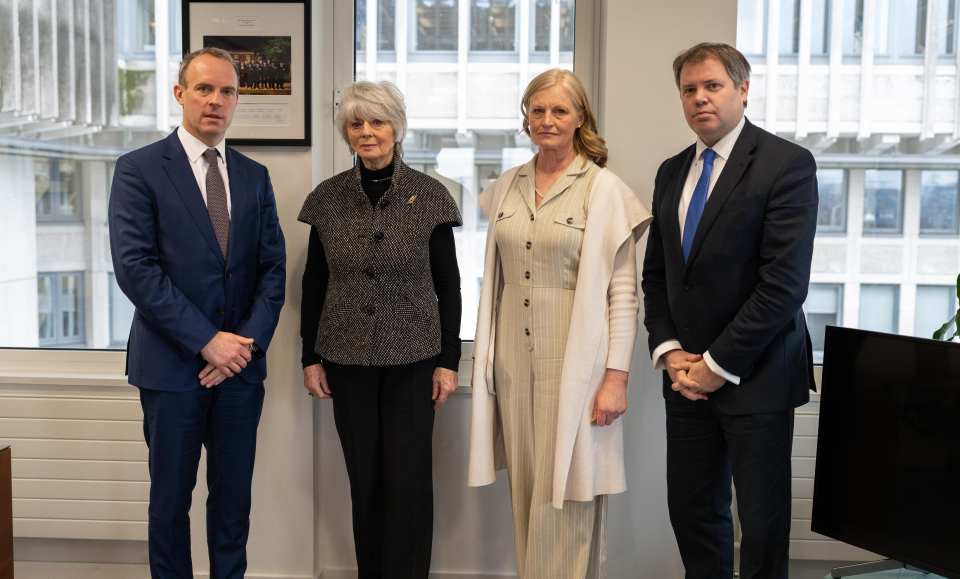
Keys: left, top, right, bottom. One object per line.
{"left": 177, "top": 126, "right": 227, "bottom": 165}
{"left": 517, "top": 153, "right": 590, "bottom": 177}
{"left": 694, "top": 115, "right": 745, "bottom": 163}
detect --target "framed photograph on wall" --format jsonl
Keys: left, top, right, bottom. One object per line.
{"left": 182, "top": 0, "right": 311, "bottom": 146}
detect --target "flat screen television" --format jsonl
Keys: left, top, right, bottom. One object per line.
{"left": 812, "top": 326, "right": 960, "bottom": 578}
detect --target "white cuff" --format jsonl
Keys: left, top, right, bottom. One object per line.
{"left": 703, "top": 351, "right": 741, "bottom": 385}
{"left": 652, "top": 340, "right": 683, "bottom": 370}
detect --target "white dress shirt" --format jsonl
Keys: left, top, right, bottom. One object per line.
{"left": 651, "top": 115, "right": 746, "bottom": 385}
{"left": 177, "top": 126, "right": 232, "bottom": 216}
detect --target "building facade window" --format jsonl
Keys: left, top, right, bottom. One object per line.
{"left": 863, "top": 169, "right": 903, "bottom": 234}
{"left": 35, "top": 158, "right": 83, "bottom": 222}
{"left": 859, "top": 284, "right": 900, "bottom": 334}
{"left": 415, "top": 0, "right": 459, "bottom": 51}
{"left": 533, "top": 0, "right": 574, "bottom": 52}
{"left": 915, "top": 285, "right": 956, "bottom": 339}
{"left": 109, "top": 273, "right": 135, "bottom": 348}
{"left": 471, "top": 0, "right": 517, "bottom": 51}
{"left": 817, "top": 168, "right": 846, "bottom": 233}
{"left": 805, "top": 283, "right": 843, "bottom": 363}
{"left": 919, "top": 170, "right": 959, "bottom": 235}
{"left": 939, "top": 0, "right": 958, "bottom": 56}
{"left": 38, "top": 272, "right": 85, "bottom": 347}
{"left": 356, "top": 0, "right": 397, "bottom": 52}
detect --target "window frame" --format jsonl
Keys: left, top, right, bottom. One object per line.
{"left": 37, "top": 271, "right": 86, "bottom": 348}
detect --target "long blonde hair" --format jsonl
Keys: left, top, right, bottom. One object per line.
{"left": 520, "top": 69, "right": 607, "bottom": 167}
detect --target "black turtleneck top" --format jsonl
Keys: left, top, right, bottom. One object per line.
{"left": 301, "top": 161, "right": 462, "bottom": 370}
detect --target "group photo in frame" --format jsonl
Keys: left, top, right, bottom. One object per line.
{"left": 182, "top": 0, "right": 311, "bottom": 146}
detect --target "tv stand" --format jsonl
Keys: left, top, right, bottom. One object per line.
{"left": 831, "top": 560, "right": 929, "bottom": 577}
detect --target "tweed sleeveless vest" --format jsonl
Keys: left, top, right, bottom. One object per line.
{"left": 298, "top": 156, "right": 462, "bottom": 366}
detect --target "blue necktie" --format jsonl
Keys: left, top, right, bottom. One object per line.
{"left": 682, "top": 148, "right": 716, "bottom": 262}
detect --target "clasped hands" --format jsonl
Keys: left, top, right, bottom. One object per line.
{"left": 663, "top": 349, "right": 725, "bottom": 401}
{"left": 198, "top": 331, "right": 255, "bottom": 388}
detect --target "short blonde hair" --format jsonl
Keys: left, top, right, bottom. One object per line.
{"left": 520, "top": 69, "right": 607, "bottom": 167}
{"left": 335, "top": 81, "right": 407, "bottom": 145}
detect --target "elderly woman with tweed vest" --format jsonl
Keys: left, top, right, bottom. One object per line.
{"left": 297, "top": 81, "right": 462, "bottom": 579}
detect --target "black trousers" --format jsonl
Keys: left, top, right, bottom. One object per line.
{"left": 324, "top": 358, "right": 436, "bottom": 579}
{"left": 665, "top": 398, "right": 795, "bottom": 579}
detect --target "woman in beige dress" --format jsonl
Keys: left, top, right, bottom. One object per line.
{"left": 468, "top": 69, "right": 652, "bottom": 578}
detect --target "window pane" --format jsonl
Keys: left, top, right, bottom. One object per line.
{"left": 919, "top": 171, "right": 959, "bottom": 234}
{"left": 915, "top": 285, "right": 956, "bottom": 339}
{"left": 805, "top": 283, "right": 843, "bottom": 362}
{"left": 110, "top": 273, "right": 135, "bottom": 346}
{"left": 811, "top": 0, "right": 831, "bottom": 55}
{"left": 863, "top": 170, "right": 902, "bottom": 233}
{"left": 416, "top": 0, "right": 459, "bottom": 51}
{"left": 940, "top": 0, "right": 957, "bottom": 55}
{"left": 859, "top": 284, "right": 899, "bottom": 334}
{"left": 817, "top": 169, "right": 846, "bottom": 232}
{"left": 0, "top": 1, "right": 177, "bottom": 349}
{"left": 738, "top": 0, "right": 767, "bottom": 55}
{"left": 559, "top": 0, "right": 574, "bottom": 52}
{"left": 379, "top": 0, "right": 396, "bottom": 51}
{"left": 471, "top": 0, "right": 516, "bottom": 51}
{"left": 532, "top": 0, "right": 574, "bottom": 53}
{"left": 842, "top": 0, "right": 864, "bottom": 55}
{"left": 534, "top": 0, "right": 550, "bottom": 51}
{"left": 779, "top": 0, "right": 800, "bottom": 55}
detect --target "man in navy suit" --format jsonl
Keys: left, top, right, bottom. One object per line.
{"left": 109, "top": 47, "right": 285, "bottom": 578}
{"left": 642, "top": 43, "right": 818, "bottom": 579}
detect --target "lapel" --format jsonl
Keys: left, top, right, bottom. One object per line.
{"left": 225, "top": 147, "right": 250, "bottom": 266}
{"left": 515, "top": 159, "right": 536, "bottom": 216}
{"left": 161, "top": 131, "right": 226, "bottom": 267}
{"left": 683, "top": 120, "right": 758, "bottom": 270}
{"left": 539, "top": 157, "right": 589, "bottom": 209}
{"left": 664, "top": 145, "right": 696, "bottom": 266}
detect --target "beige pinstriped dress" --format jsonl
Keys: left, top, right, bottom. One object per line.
{"left": 493, "top": 156, "right": 606, "bottom": 579}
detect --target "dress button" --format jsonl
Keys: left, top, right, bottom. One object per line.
{"left": 497, "top": 211, "right": 504, "bottom": 218}
{"left": 525, "top": 241, "right": 532, "bottom": 249}
{"left": 566, "top": 217, "right": 573, "bottom": 224}
{"left": 529, "top": 214, "right": 534, "bottom": 222}
{"left": 523, "top": 299, "right": 529, "bottom": 307}
{"left": 524, "top": 328, "right": 530, "bottom": 336}
{"left": 524, "top": 271, "right": 530, "bottom": 279}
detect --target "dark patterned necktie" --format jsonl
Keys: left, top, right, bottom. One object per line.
{"left": 203, "top": 148, "right": 230, "bottom": 257}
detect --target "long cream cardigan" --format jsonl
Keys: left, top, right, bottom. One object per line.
{"left": 468, "top": 163, "right": 653, "bottom": 509}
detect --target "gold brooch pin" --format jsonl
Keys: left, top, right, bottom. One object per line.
{"left": 406, "top": 195, "right": 417, "bottom": 204}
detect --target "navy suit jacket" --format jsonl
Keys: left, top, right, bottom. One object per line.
{"left": 108, "top": 130, "right": 286, "bottom": 391}
{"left": 642, "top": 119, "right": 818, "bottom": 414}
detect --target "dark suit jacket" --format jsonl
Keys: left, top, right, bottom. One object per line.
{"left": 642, "top": 119, "right": 818, "bottom": 415}
{"left": 108, "top": 130, "right": 286, "bottom": 391}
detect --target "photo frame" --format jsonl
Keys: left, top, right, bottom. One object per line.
{"left": 182, "top": 0, "right": 311, "bottom": 146}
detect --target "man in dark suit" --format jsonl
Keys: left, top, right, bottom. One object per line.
{"left": 109, "top": 47, "right": 285, "bottom": 578}
{"left": 642, "top": 43, "right": 818, "bottom": 579}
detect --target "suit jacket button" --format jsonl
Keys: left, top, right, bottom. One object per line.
{"left": 373, "top": 232, "right": 385, "bottom": 241}
{"left": 566, "top": 217, "right": 573, "bottom": 224}
{"left": 365, "top": 306, "right": 374, "bottom": 315}
{"left": 683, "top": 285, "right": 690, "bottom": 291}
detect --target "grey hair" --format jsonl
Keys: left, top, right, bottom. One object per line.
{"left": 672, "top": 42, "right": 751, "bottom": 89}
{"left": 335, "top": 81, "right": 407, "bottom": 145}
{"left": 178, "top": 47, "right": 239, "bottom": 87}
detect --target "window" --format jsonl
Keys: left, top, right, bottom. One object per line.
{"left": 816, "top": 169, "right": 846, "bottom": 233}
{"left": 533, "top": 0, "right": 574, "bottom": 53}
{"left": 778, "top": 0, "right": 830, "bottom": 56}
{"left": 842, "top": 0, "right": 864, "bottom": 55}
{"left": 863, "top": 170, "right": 903, "bottom": 234}
{"left": 919, "top": 171, "right": 959, "bottom": 235}
{"left": 0, "top": 2, "right": 177, "bottom": 350}
{"left": 859, "top": 284, "right": 900, "bottom": 334}
{"left": 940, "top": 0, "right": 958, "bottom": 56}
{"left": 471, "top": 0, "right": 516, "bottom": 52}
{"left": 416, "top": 0, "right": 459, "bottom": 51}
{"left": 805, "top": 284, "right": 843, "bottom": 363}
{"left": 35, "top": 158, "right": 82, "bottom": 222}
{"left": 38, "top": 272, "right": 85, "bottom": 347}
{"left": 356, "top": 0, "right": 397, "bottom": 52}
{"left": 915, "top": 286, "right": 956, "bottom": 339}
{"left": 873, "top": 0, "right": 927, "bottom": 58}
{"left": 779, "top": 0, "right": 801, "bottom": 55}
{"left": 109, "top": 273, "right": 135, "bottom": 347}
{"left": 738, "top": 0, "right": 767, "bottom": 56}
